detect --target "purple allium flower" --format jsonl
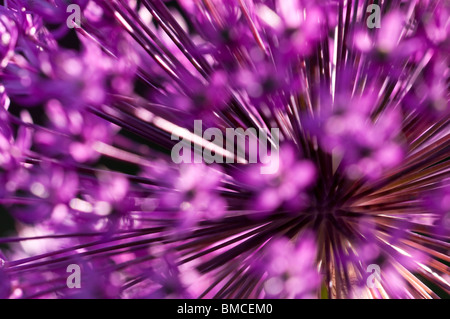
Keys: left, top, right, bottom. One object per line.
{"left": 0, "top": 0, "right": 448, "bottom": 300}
{"left": 261, "top": 233, "right": 319, "bottom": 298}
{"left": 237, "top": 144, "right": 316, "bottom": 212}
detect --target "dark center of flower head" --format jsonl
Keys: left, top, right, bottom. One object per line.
{"left": 281, "top": 271, "right": 290, "bottom": 281}
{"left": 219, "top": 28, "right": 238, "bottom": 45}
{"left": 374, "top": 48, "right": 391, "bottom": 63}
{"left": 191, "top": 92, "right": 208, "bottom": 108}
{"left": 164, "top": 281, "right": 182, "bottom": 297}
{"left": 261, "top": 77, "right": 278, "bottom": 93}
{"left": 285, "top": 27, "right": 300, "bottom": 38}
{"left": 184, "top": 189, "right": 197, "bottom": 201}
{"left": 359, "top": 145, "right": 373, "bottom": 158}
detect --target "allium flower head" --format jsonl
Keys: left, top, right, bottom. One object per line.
{"left": 0, "top": 0, "right": 448, "bottom": 299}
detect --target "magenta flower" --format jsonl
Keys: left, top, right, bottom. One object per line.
{"left": 262, "top": 234, "right": 319, "bottom": 298}
{"left": 0, "top": 0, "right": 448, "bottom": 300}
